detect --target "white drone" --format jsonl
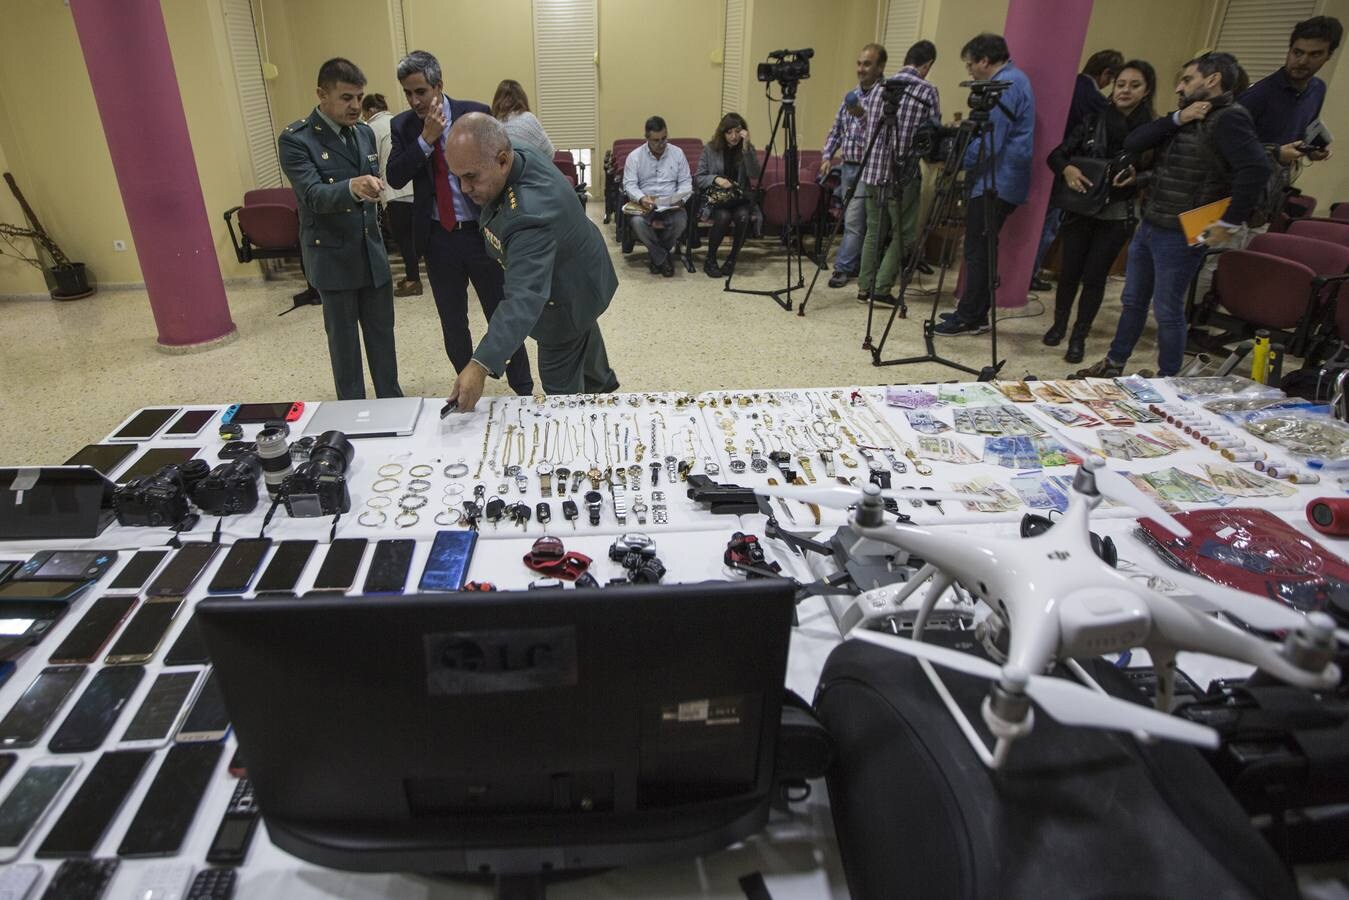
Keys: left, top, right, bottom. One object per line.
{"left": 759, "top": 462, "right": 1345, "bottom": 769}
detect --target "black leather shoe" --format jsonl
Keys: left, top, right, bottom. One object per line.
{"left": 722, "top": 257, "right": 737, "bottom": 276}
{"left": 1042, "top": 324, "right": 1066, "bottom": 346}
{"left": 1064, "top": 336, "right": 1086, "bottom": 364}
{"left": 828, "top": 270, "right": 850, "bottom": 288}
{"left": 293, "top": 286, "right": 321, "bottom": 304}
{"left": 662, "top": 258, "right": 674, "bottom": 277}
{"left": 1030, "top": 275, "right": 1053, "bottom": 292}
{"left": 704, "top": 258, "right": 723, "bottom": 278}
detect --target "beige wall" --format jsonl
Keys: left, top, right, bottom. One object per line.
{"left": 0, "top": 89, "right": 49, "bottom": 294}
{"left": 405, "top": 0, "right": 537, "bottom": 110}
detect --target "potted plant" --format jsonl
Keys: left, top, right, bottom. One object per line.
{"left": 2, "top": 172, "right": 94, "bottom": 300}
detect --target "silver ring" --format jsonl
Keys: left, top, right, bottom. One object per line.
{"left": 377, "top": 463, "right": 404, "bottom": 477}
{"left": 407, "top": 479, "right": 432, "bottom": 493}
{"left": 398, "top": 493, "right": 428, "bottom": 510}
{"left": 435, "top": 508, "right": 465, "bottom": 527}
{"left": 358, "top": 510, "right": 387, "bottom": 527}
{"left": 443, "top": 483, "right": 465, "bottom": 497}
{"left": 395, "top": 510, "right": 420, "bottom": 528}
{"left": 366, "top": 495, "right": 392, "bottom": 509}
{"left": 372, "top": 478, "right": 400, "bottom": 493}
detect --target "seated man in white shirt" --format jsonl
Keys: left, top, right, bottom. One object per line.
{"left": 622, "top": 115, "right": 692, "bottom": 277}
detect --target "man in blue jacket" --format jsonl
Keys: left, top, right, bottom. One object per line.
{"left": 937, "top": 33, "right": 1036, "bottom": 336}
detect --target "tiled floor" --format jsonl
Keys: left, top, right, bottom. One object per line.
{"left": 0, "top": 204, "right": 1156, "bottom": 463}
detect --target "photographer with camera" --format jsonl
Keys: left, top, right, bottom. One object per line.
{"left": 1043, "top": 60, "right": 1156, "bottom": 365}
{"left": 936, "top": 34, "right": 1036, "bottom": 336}
{"left": 818, "top": 43, "right": 886, "bottom": 289}
{"left": 856, "top": 41, "right": 940, "bottom": 307}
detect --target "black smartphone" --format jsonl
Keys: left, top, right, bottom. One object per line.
{"left": 38, "top": 858, "right": 120, "bottom": 899}
{"left": 115, "top": 447, "right": 200, "bottom": 486}
{"left": 105, "top": 549, "right": 169, "bottom": 594}
{"left": 105, "top": 598, "right": 183, "bottom": 665}
{"left": 163, "top": 613, "right": 210, "bottom": 666}
{"left": 48, "top": 596, "right": 138, "bottom": 664}
{"left": 253, "top": 539, "right": 317, "bottom": 594}
{"left": 37, "top": 750, "right": 153, "bottom": 858}
{"left": 110, "top": 408, "right": 180, "bottom": 442}
{"left": 176, "top": 669, "right": 229, "bottom": 743}
{"left": 0, "top": 666, "right": 87, "bottom": 748}
{"left": 419, "top": 530, "right": 477, "bottom": 592}
{"left": 0, "top": 759, "right": 81, "bottom": 861}
{"left": 363, "top": 539, "right": 415, "bottom": 594}
{"left": 48, "top": 665, "right": 146, "bottom": 753}
{"left": 146, "top": 543, "right": 221, "bottom": 598}
{"left": 18, "top": 550, "right": 117, "bottom": 581}
{"left": 120, "top": 670, "right": 200, "bottom": 747}
{"left": 62, "top": 443, "right": 137, "bottom": 478}
{"left": 206, "top": 778, "right": 259, "bottom": 865}
{"left": 117, "top": 742, "right": 223, "bottom": 857}
{"left": 310, "top": 538, "right": 369, "bottom": 593}
{"left": 206, "top": 539, "right": 272, "bottom": 595}
{"left": 163, "top": 409, "right": 216, "bottom": 439}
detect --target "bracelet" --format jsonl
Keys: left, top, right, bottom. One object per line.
{"left": 365, "top": 495, "right": 392, "bottom": 509}
{"left": 395, "top": 510, "right": 420, "bottom": 528}
{"left": 443, "top": 462, "right": 470, "bottom": 478}
{"left": 377, "top": 463, "right": 404, "bottom": 478}
{"left": 372, "top": 478, "right": 401, "bottom": 493}
{"left": 435, "top": 508, "right": 465, "bottom": 527}
{"left": 398, "top": 493, "right": 428, "bottom": 510}
{"left": 357, "top": 510, "right": 387, "bottom": 527}
{"left": 409, "top": 464, "right": 434, "bottom": 478}
{"left": 443, "top": 483, "right": 465, "bottom": 497}
{"left": 407, "top": 478, "right": 432, "bottom": 494}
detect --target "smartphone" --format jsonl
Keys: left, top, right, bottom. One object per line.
{"left": 48, "top": 665, "right": 146, "bottom": 753}
{"left": 48, "top": 596, "right": 138, "bottom": 664}
{"left": 37, "top": 858, "right": 119, "bottom": 899}
{"left": 253, "top": 539, "right": 317, "bottom": 595}
{"left": 0, "top": 579, "right": 93, "bottom": 604}
{"left": 104, "top": 549, "right": 170, "bottom": 595}
{"left": 220, "top": 401, "right": 304, "bottom": 425}
{"left": 418, "top": 530, "right": 477, "bottom": 592}
{"left": 0, "top": 666, "right": 87, "bottom": 748}
{"left": 116, "top": 446, "right": 201, "bottom": 485}
{"left": 109, "top": 408, "right": 180, "bottom": 442}
{"left": 36, "top": 750, "right": 153, "bottom": 857}
{"left": 176, "top": 669, "right": 230, "bottom": 743}
{"left": 120, "top": 670, "right": 201, "bottom": 748}
{"left": 0, "top": 863, "right": 42, "bottom": 900}
{"left": 310, "top": 538, "right": 368, "bottom": 593}
{"left": 163, "top": 613, "right": 210, "bottom": 666}
{"left": 163, "top": 409, "right": 217, "bottom": 439}
{"left": 363, "top": 539, "right": 415, "bottom": 594}
{"left": 62, "top": 443, "right": 137, "bottom": 478}
{"left": 146, "top": 543, "right": 221, "bottom": 598}
{"left": 104, "top": 598, "right": 183, "bottom": 665}
{"left": 0, "top": 758, "right": 81, "bottom": 862}
{"left": 206, "top": 539, "right": 272, "bottom": 595}
{"left": 117, "top": 742, "right": 223, "bottom": 857}
{"left": 18, "top": 550, "right": 117, "bottom": 581}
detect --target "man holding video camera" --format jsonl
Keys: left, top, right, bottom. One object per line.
{"left": 936, "top": 33, "right": 1035, "bottom": 336}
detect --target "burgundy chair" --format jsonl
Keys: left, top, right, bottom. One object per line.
{"left": 1330, "top": 202, "right": 1349, "bottom": 222}
{"left": 760, "top": 181, "right": 824, "bottom": 256}
{"left": 1289, "top": 218, "right": 1349, "bottom": 248}
{"left": 223, "top": 188, "right": 300, "bottom": 264}
{"left": 603, "top": 138, "right": 645, "bottom": 226}
{"left": 1196, "top": 232, "right": 1349, "bottom": 357}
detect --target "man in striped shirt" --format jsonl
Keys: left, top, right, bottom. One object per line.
{"left": 857, "top": 41, "right": 940, "bottom": 306}
{"left": 819, "top": 43, "right": 885, "bottom": 289}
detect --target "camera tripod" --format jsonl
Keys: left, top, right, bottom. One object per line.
{"left": 723, "top": 79, "right": 810, "bottom": 311}
{"left": 870, "top": 90, "right": 1008, "bottom": 381}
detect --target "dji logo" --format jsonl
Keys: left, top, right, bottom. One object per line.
{"left": 1047, "top": 551, "right": 1071, "bottom": 561}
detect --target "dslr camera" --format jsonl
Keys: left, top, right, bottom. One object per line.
{"left": 757, "top": 47, "right": 813, "bottom": 85}
{"left": 279, "top": 430, "right": 354, "bottom": 517}
{"left": 113, "top": 459, "right": 210, "bottom": 527}
{"left": 192, "top": 453, "right": 262, "bottom": 517}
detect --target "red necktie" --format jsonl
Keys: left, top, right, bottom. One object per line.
{"left": 429, "top": 136, "right": 458, "bottom": 232}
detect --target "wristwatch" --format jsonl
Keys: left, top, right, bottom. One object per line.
{"left": 632, "top": 497, "right": 648, "bottom": 525}
{"left": 587, "top": 466, "right": 604, "bottom": 489}
{"left": 536, "top": 462, "right": 554, "bottom": 496}
{"left": 556, "top": 467, "right": 571, "bottom": 495}
{"left": 584, "top": 490, "right": 604, "bottom": 526}
{"left": 514, "top": 473, "right": 528, "bottom": 494}
{"left": 612, "top": 485, "right": 628, "bottom": 526}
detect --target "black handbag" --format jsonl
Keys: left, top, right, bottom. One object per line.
{"left": 1050, "top": 117, "right": 1113, "bottom": 217}
{"left": 704, "top": 181, "right": 746, "bottom": 209}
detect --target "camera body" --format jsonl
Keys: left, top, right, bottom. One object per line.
{"left": 279, "top": 430, "right": 354, "bottom": 518}
{"left": 609, "top": 532, "right": 657, "bottom": 571}
{"left": 193, "top": 453, "right": 262, "bottom": 517}
{"left": 113, "top": 461, "right": 208, "bottom": 527}
{"left": 757, "top": 47, "right": 813, "bottom": 85}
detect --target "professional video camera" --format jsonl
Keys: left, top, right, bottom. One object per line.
{"left": 962, "top": 78, "right": 1012, "bottom": 114}
{"left": 193, "top": 453, "right": 262, "bottom": 517}
{"left": 757, "top": 47, "right": 813, "bottom": 85}
{"left": 278, "top": 430, "right": 354, "bottom": 517}
{"left": 113, "top": 459, "right": 211, "bottom": 527}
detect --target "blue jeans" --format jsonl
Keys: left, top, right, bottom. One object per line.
{"left": 1107, "top": 221, "right": 1206, "bottom": 376}
{"left": 833, "top": 162, "right": 865, "bottom": 273}
{"left": 1032, "top": 206, "right": 1063, "bottom": 276}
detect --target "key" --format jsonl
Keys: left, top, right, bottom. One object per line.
{"left": 562, "top": 499, "right": 579, "bottom": 528}
{"left": 919, "top": 485, "right": 945, "bottom": 515}
{"left": 536, "top": 502, "right": 551, "bottom": 531}
{"left": 513, "top": 502, "right": 532, "bottom": 529}
{"left": 485, "top": 497, "right": 505, "bottom": 529}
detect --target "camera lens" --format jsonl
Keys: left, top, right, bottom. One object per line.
{"left": 309, "top": 430, "right": 354, "bottom": 475}
{"left": 256, "top": 426, "right": 293, "bottom": 497}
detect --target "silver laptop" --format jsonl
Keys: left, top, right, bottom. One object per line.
{"left": 302, "top": 398, "right": 423, "bottom": 439}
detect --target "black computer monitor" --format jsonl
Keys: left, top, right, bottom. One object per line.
{"left": 196, "top": 580, "right": 795, "bottom": 897}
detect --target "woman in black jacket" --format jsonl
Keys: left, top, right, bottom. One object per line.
{"left": 694, "top": 112, "right": 762, "bottom": 277}
{"left": 1044, "top": 59, "right": 1157, "bottom": 363}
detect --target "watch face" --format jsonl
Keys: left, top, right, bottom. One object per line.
{"left": 536, "top": 463, "right": 553, "bottom": 475}
{"left": 584, "top": 491, "right": 603, "bottom": 505}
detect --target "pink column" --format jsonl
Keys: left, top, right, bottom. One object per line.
{"left": 994, "top": 0, "right": 1094, "bottom": 307}
{"left": 69, "top": 0, "right": 236, "bottom": 347}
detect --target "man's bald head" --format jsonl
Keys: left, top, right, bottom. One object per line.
{"left": 445, "top": 112, "right": 515, "bottom": 206}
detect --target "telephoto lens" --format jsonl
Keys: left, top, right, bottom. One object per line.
{"left": 309, "top": 430, "right": 354, "bottom": 474}
{"left": 256, "top": 425, "right": 293, "bottom": 497}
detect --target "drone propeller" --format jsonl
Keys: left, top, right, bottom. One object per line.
{"left": 850, "top": 630, "right": 1220, "bottom": 749}
{"left": 754, "top": 483, "right": 994, "bottom": 508}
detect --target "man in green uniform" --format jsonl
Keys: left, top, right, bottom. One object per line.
{"left": 443, "top": 113, "right": 619, "bottom": 411}
{"left": 278, "top": 57, "right": 402, "bottom": 400}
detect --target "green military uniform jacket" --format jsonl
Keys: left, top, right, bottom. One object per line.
{"left": 278, "top": 109, "right": 390, "bottom": 291}
{"left": 474, "top": 149, "right": 618, "bottom": 377}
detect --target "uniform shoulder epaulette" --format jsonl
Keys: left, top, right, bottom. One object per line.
{"left": 284, "top": 118, "right": 306, "bottom": 134}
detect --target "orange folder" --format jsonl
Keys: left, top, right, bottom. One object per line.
{"left": 1178, "top": 197, "right": 1231, "bottom": 246}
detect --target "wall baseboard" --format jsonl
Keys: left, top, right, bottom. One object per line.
{"left": 1, "top": 275, "right": 267, "bottom": 300}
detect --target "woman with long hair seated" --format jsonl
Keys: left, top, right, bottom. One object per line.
{"left": 693, "top": 112, "right": 761, "bottom": 277}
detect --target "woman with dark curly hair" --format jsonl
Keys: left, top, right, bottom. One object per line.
{"left": 693, "top": 112, "right": 762, "bottom": 277}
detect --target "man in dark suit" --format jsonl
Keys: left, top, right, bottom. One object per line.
{"left": 385, "top": 50, "right": 534, "bottom": 396}
{"left": 278, "top": 57, "right": 402, "bottom": 400}
{"left": 444, "top": 113, "right": 619, "bottom": 411}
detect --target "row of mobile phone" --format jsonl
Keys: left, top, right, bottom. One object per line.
{"left": 0, "top": 860, "right": 236, "bottom": 900}
{"left": 105, "top": 402, "right": 304, "bottom": 443}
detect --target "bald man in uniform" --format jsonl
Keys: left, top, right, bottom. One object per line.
{"left": 443, "top": 113, "right": 620, "bottom": 411}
